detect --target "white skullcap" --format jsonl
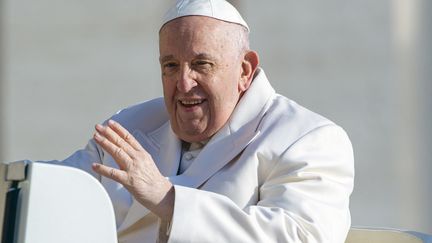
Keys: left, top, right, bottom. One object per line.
{"left": 161, "top": 0, "right": 249, "bottom": 32}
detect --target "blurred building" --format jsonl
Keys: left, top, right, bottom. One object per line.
{"left": 1, "top": 0, "right": 431, "bottom": 234}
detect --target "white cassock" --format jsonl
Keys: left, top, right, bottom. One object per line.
{"left": 41, "top": 68, "right": 354, "bottom": 243}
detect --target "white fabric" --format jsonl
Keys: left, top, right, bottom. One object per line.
{"left": 40, "top": 68, "right": 354, "bottom": 243}
{"left": 161, "top": 0, "right": 249, "bottom": 31}
{"left": 179, "top": 147, "right": 201, "bottom": 174}
{"left": 178, "top": 141, "right": 206, "bottom": 174}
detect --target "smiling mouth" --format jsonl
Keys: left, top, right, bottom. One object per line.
{"left": 178, "top": 99, "right": 206, "bottom": 108}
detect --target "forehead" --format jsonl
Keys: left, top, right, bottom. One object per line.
{"left": 159, "top": 16, "right": 238, "bottom": 56}
{"left": 160, "top": 15, "right": 231, "bottom": 37}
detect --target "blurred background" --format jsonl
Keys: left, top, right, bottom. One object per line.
{"left": 1, "top": 0, "right": 431, "bottom": 234}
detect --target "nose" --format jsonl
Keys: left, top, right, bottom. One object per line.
{"left": 177, "top": 66, "right": 197, "bottom": 93}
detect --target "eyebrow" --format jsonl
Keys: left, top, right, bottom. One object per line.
{"left": 159, "top": 55, "right": 174, "bottom": 63}
{"left": 194, "top": 53, "right": 214, "bottom": 60}
{"left": 159, "top": 53, "right": 216, "bottom": 63}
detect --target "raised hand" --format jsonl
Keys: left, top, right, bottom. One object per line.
{"left": 92, "top": 120, "right": 174, "bottom": 221}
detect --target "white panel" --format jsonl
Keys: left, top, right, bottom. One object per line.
{"left": 16, "top": 163, "right": 117, "bottom": 243}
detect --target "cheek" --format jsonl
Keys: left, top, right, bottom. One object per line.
{"left": 162, "top": 80, "right": 177, "bottom": 112}
{"left": 162, "top": 79, "right": 175, "bottom": 98}
{"left": 221, "top": 79, "right": 242, "bottom": 103}
{"left": 208, "top": 84, "right": 240, "bottom": 118}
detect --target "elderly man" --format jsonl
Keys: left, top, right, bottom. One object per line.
{"left": 43, "top": 0, "right": 354, "bottom": 242}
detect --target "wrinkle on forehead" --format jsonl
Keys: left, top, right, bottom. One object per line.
{"left": 159, "top": 53, "right": 216, "bottom": 64}
{"left": 159, "top": 16, "right": 245, "bottom": 58}
{"left": 160, "top": 17, "right": 224, "bottom": 43}
{"left": 160, "top": 15, "right": 235, "bottom": 35}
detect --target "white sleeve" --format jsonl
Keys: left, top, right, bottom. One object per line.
{"left": 167, "top": 125, "right": 354, "bottom": 243}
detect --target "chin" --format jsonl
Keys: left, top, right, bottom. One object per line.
{"left": 177, "top": 129, "right": 212, "bottom": 143}
{"left": 180, "top": 132, "right": 207, "bottom": 143}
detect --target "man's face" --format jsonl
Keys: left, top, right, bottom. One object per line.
{"left": 159, "top": 16, "right": 247, "bottom": 143}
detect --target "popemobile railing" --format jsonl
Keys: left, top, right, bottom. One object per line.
{"left": 0, "top": 161, "right": 117, "bottom": 243}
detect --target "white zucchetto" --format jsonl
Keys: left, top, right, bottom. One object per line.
{"left": 161, "top": 0, "right": 249, "bottom": 31}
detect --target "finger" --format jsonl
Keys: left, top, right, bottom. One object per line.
{"left": 107, "top": 120, "right": 144, "bottom": 151}
{"left": 93, "top": 132, "right": 131, "bottom": 170}
{"left": 92, "top": 163, "right": 128, "bottom": 185}
{"left": 95, "top": 123, "right": 136, "bottom": 156}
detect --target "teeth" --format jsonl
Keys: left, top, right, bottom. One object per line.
{"left": 181, "top": 100, "right": 203, "bottom": 105}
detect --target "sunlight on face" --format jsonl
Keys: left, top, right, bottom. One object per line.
{"left": 159, "top": 16, "right": 247, "bottom": 142}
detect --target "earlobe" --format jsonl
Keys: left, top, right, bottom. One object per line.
{"left": 239, "top": 51, "right": 259, "bottom": 92}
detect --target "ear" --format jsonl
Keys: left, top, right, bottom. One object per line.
{"left": 238, "top": 50, "right": 259, "bottom": 92}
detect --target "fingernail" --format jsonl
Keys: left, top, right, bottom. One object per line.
{"left": 95, "top": 124, "right": 104, "bottom": 131}
{"left": 108, "top": 120, "right": 115, "bottom": 125}
{"left": 94, "top": 132, "right": 102, "bottom": 140}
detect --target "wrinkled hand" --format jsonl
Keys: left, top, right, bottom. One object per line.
{"left": 92, "top": 120, "right": 174, "bottom": 221}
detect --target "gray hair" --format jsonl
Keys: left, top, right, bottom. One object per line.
{"left": 227, "top": 24, "right": 250, "bottom": 59}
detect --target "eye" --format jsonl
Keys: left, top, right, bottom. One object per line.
{"left": 163, "top": 62, "right": 178, "bottom": 68}
{"left": 194, "top": 60, "right": 211, "bottom": 66}
{"left": 192, "top": 60, "right": 214, "bottom": 72}
{"left": 161, "top": 61, "right": 179, "bottom": 76}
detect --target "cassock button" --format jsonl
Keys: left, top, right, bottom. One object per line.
{"left": 184, "top": 153, "right": 193, "bottom": 161}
